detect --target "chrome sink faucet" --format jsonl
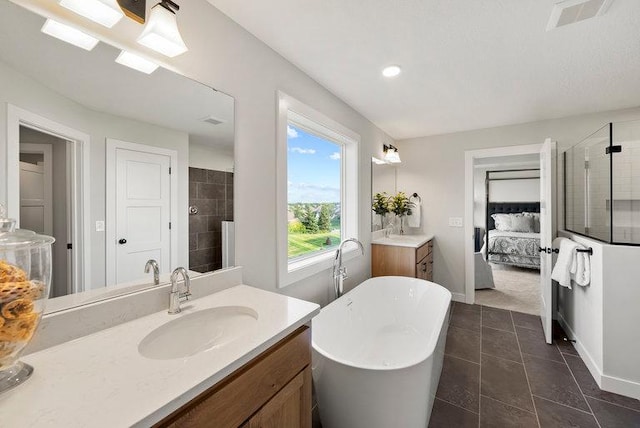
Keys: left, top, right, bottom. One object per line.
{"left": 168, "top": 267, "right": 191, "bottom": 314}
{"left": 144, "top": 259, "right": 160, "bottom": 285}
{"left": 333, "top": 238, "right": 365, "bottom": 299}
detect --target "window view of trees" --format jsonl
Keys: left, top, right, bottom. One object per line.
{"left": 287, "top": 122, "right": 342, "bottom": 259}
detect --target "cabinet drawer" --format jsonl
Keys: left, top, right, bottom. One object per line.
{"left": 416, "top": 240, "right": 432, "bottom": 263}
{"left": 157, "top": 327, "right": 311, "bottom": 428}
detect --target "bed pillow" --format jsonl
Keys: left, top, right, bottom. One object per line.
{"left": 492, "top": 213, "right": 535, "bottom": 233}
{"left": 522, "top": 212, "right": 540, "bottom": 233}
{"left": 510, "top": 214, "right": 535, "bottom": 233}
{"left": 491, "top": 213, "right": 513, "bottom": 231}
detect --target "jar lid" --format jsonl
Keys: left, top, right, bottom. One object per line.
{"left": 0, "top": 206, "right": 55, "bottom": 249}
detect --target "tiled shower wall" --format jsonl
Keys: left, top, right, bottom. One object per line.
{"left": 188, "top": 167, "right": 234, "bottom": 272}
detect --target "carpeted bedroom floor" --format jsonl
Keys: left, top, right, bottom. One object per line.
{"left": 475, "top": 265, "right": 540, "bottom": 315}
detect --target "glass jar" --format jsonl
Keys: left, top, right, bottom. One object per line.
{"left": 0, "top": 211, "right": 54, "bottom": 393}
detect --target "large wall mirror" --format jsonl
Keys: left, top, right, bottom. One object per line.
{"left": 0, "top": 1, "right": 235, "bottom": 312}
{"left": 371, "top": 159, "right": 397, "bottom": 231}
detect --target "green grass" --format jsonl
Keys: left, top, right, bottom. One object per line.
{"left": 288, "top": 230, "right": 341, "bottom": 258}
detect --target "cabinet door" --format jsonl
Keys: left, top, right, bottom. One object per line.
{"left": 416, "top": 256, "right": 429, "bottom": 280}
{"left": 244, "top": 367, "right": 311, "bottom": 428}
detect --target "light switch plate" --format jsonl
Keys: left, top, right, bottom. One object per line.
{"left": 448, "top": 217, "right": 463, "bottom": 227}
{"left": 95, "top": 221, "right": 105, "bottom": 232}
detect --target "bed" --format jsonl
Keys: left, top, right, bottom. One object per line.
{"left": 486, "top": 202, "right": 541, "bottom": 270}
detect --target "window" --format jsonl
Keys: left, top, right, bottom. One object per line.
{"left": 277, "top": 93, "right": 359, "bottom": 287}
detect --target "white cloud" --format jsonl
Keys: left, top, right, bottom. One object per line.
{"left": 288, "top": 182, "right": 340, "bottom": 203}
{"left": 291, "top": 147, "right": 316, "bottom": 155}
{"left": 287, "top": 126, "right": 299, "bottom": 139}
{"left": 329, "top": 152, "right": 341, "bottom": 160}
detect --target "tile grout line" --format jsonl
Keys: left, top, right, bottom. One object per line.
{"left": 443, "top": 352, "right": 481, "bottom": 366}
{"left": 511, "top": 310, "right": 542, "bottom": 428}
{"left": 583, "top": 395, "right": 640, "bottom": 414}
{"left": 478, "top": 305, "right": 483, "bottom": 428}
{"left": 532, "top": 394, "right": 599, "bottom": 416}
{"left": 559, "top": 348, "right": 603, "bottom": 428}
{"left": 480, "top": 351, "right": 523, "bottom": 365}
{"left": 433, "top": 397, "right": 480, "bottom": 416}
{"left": 479, "top": 394, "right": 537, "bottom": 416}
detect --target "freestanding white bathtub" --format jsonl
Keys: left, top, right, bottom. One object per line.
{"left": 312, "top": 276, "right": 451, "bottom": 428}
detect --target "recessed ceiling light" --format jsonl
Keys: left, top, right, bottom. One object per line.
{"left": 59, "top": 0, "right": 124, "bottom": 28}
{"left": 115, "top": 51, "right": 160, "bottom": 74}
{"left": 382, "top": 65, "right": 402, "bottom": 78}
{"left": 41, "top": 19, "right": 100, "bottom": 51}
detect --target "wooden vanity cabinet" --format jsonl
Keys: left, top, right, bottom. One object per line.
{"left": 155, "top": 327, "right": 312, "bottom": 428}
{"left": 372, "top": 239, "right": 433, "bottom": 281}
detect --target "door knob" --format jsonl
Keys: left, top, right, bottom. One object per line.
{"left": 118, "top": 238, "right": 127, "bottom": 245}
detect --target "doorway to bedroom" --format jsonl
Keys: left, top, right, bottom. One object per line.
{"left": 472, "top": 154, "right": 541, "bottom": 315}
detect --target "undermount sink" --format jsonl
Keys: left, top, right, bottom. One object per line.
{"left": 138, "top": 306, "right": 259, "bottom": 360}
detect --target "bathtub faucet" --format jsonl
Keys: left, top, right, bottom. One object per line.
{"left": 333, "top": 238, "right": 365, "bottom": 299}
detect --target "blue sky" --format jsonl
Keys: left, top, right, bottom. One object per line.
{"left": 288, "top": 124, "right": 341, "bottom": 203}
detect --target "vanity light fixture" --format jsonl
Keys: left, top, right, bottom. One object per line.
{"left": 382, "top": 65, "right": 402, "bottom": 78}
{"left": 115, "top": 50, "right": 160, "bottom": 74}
{"left": 41, "top": 19, "right": 100, "bottom": 51}
{"left": 59, "top": 0, "right": 124, "bottom": 28}
{"left": 137, "top": 0, "right": 188, "bottom": 58}
{"left": 383, "top": 144, "right": 402, "bottom": 163}
{"left": 372, "top": 157, "right": 386, "bottom": 165}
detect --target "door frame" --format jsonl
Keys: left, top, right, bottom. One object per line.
{"left": 19, "top": 143, "right": 53, "bottom": 235}
{"left": 105, "top": 139, "right": 178, "bottom": 286}
{"left": 6, "top": 104, "right": 90, "bottom": 294}
{"left": 463, "top": 143, "right": 544, "bottom": 304}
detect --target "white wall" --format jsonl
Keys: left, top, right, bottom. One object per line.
{"left": 558, "top": 231, "right": 640, "bottom": 399}
{"left": 0, "top": 60, "right": 190, "bottom": 288}
{"left": 189, "top": 142, "right": 234, "bottom": 171}
{"left": 12, "top": 0, "right": 391, "bottom": 305}
{"left": 397, "top": 105, "right": 640, "bottom": 297}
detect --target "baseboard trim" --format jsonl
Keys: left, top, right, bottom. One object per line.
{"left": 558, "top": 313, "right": 640, "bottom": 400}
{"left": 601, "top": 374, "right": 640, "bottom": 400}
{"left": 451, "top": 292, "right": 466, "bottom": 303}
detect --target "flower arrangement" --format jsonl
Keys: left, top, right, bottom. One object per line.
{"left": 391, "top": 192, "right": 414, "bottom": 217}
{"left": 391, "top": 192, "right": 415, "bottom": 234}
{"left": 372, "top": 192, "right": 391, "bottom": 216}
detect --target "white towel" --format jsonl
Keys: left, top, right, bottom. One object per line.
{"left": 571, "top": 248, "right": 591, "bottom": 286}
{"left": 408, "top": 202, "right": 421, "bottom": 228}
{"left": 551, "top": 237, "right": 579, "bottom": 289}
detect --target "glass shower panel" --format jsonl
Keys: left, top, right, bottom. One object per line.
{"left": 612, "top": 120, "right": 640, "bottom": 244}
{"left": 585, "top": 124, "right": 611, "bottom": 242}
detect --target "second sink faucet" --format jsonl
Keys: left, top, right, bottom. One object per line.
{"left": 144, "top": 259, "right": 160, "bottom": 285}
{"left": 168, "top": 267, "right": 191, "bottom": 314}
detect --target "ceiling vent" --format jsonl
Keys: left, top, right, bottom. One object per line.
{"left": 547, "top": 0, "right": 613, "bottom": 31}
{"left": 200, "top": 115, "right": 226, "bottom": 126}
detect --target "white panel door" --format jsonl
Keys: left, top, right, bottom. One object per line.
{"left": 539, "top": 138, "right": 557, "bottom": 344}
{"left": 19, "top": 161, "right": 52, "bottom": 235}
{"left": 115, "top": 148, "right": 171, "bottom": 284}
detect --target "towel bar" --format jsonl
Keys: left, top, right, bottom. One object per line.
{"left": 576, "top": 247, "right": 593, "bottom": 255}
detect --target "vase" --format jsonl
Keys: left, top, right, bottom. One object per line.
{"left": 399, "top": 216, "right": 405, "bottom": 235}
{"left": 0, "top": 214, "right": 54, "bottom": 393}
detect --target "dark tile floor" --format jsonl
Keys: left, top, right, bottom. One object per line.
{"left": 430, "top": 302, "right": 640, "bottom": 428}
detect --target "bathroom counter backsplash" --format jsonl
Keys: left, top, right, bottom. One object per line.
{"left": 0, "top": 284, "right": 320, "bottom": 428}
{"left": 371, "top": 233, "right": 434, "bottom": 248}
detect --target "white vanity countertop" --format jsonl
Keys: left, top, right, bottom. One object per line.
{"left": 0, "top": 285, "right": 320, "bottom": 428}
{"left": 371, "top": 233, "right": 434, "bottom": 248}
